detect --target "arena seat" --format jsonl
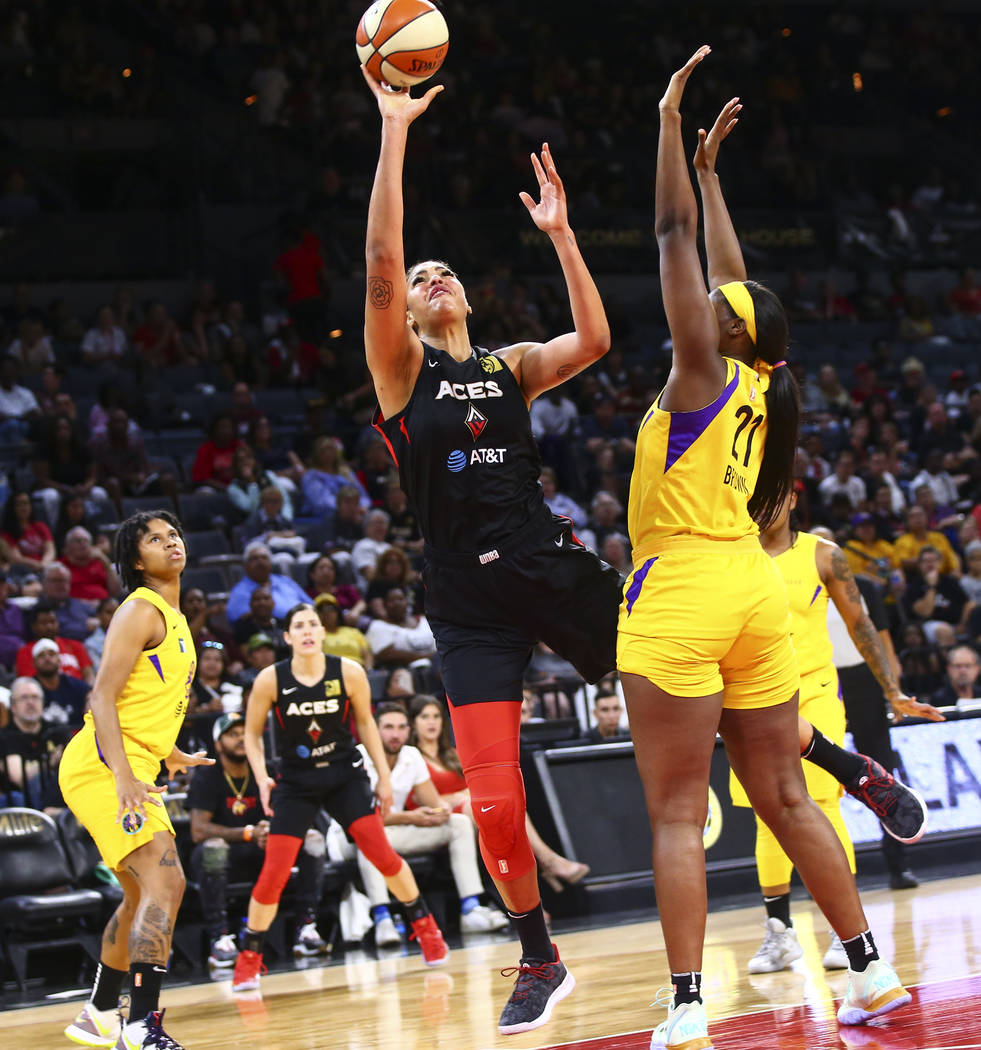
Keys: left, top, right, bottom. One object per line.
{"left": 0, "top": 808, "right": 102, "bottom": 992}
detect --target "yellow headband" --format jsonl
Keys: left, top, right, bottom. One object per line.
{"left": 718, "top": 281, "right": 757, "bottom": 345}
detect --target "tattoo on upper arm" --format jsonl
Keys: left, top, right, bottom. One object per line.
{"left": 557, "top": 363, "right": 575, "bottom": 379}
{"left": 368, "top": 276, "right": 394, "bottom": 310}
{"left": 831, "top": 547, "right": 863, "bottom": 606}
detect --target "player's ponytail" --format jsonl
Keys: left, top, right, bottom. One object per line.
{"left": 745, "top": 281, "right": 799, "bottom": 533}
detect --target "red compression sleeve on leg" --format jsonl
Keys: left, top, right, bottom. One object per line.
{"left": 349, "top": 813, "right": 402, "bottom": 878}
{"left": 252, "top": 834, "right": 303, "bottom": 905}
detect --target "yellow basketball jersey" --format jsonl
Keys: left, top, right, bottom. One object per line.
{"left": 773, "top": 531, "right": 835, "bottom": 681}
{"left": 83, "top": 586, "right": 196, "bottom": 761}
{"left": 628, "top": 357, "right": 768, "bottom": 561}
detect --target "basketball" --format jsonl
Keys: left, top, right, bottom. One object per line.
{"left": 356, "top": 0, "right": 449, "bottom": 89}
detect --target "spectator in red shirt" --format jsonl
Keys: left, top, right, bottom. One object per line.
{"left": 132, "top": 301, "right": 187, "bottom": 367}
{"left": 15, "top": 604, "right": 94, "bottom": 683}
{"left": 1, "top": 490, "right": 55, "bottom": 569}
{"left": 275, "top": 219, "right": 327, "bottom": 343}
{"left": 191, "top": 414, "right": 243, "bottom": 490}
{"left": 58, "top": 527, "right": 121, "bottom": 602}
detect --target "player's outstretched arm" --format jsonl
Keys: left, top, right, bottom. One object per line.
{"left": 362, "top": 67, "right": 441, "bottom": 414}
{"left": 342, "top": 657, "right": 393, "bottom": 819}
{"left": 88, "top": 598, "right": 167, "bottom": 825}
{"left": 655, "top": 46, "right": 725, "bottom": 397}
{"left": 244, "top": 665, "right": 278, "bottom": 815}
{"left": 821, "top": 541, "right": 945, "bottom": 723}
{"left": 511, "top": 143, "right": 610, "bottom": 401}
{"left": 693, "top": 97, "right": 747, "bottom": 289}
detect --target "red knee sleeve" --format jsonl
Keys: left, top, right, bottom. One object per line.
{"left": 348, "top": 814, "right": 402, "bottom": 878}
{"left": 252, "top": 834, "right": 303, "bottom": 906}
{"left": 449, "top": 699, "right": 534, "bottom": 881}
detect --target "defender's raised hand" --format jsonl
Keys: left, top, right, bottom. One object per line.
{"left": 361, "top": 64, "right": 443, "bottom": 124}
{"left": 694, "top": 97, "right": 742, "bottom": 177}
{"left": 660, "top": 44, "right": 711, "bottom": 114}
{"left": 519, "top": 143, "right": 569, "bottom": 235}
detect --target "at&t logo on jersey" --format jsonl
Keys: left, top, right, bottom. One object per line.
{"left": 447, "top": 449, "right": 508, "bottom": 472}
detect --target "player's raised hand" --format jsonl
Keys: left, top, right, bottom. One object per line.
{"left": 660, "top": 44, "right": 711, "bottom": 115}
{"left": 361, "top": 64, "right": 443, "bottom": 124}
{"left": 165, "top": 748, "right": 215, "bottom": 779}
{"left": 519, "top": 143, "right": 569, "bottom": 235}
{"left": 694, "top": 97, "right": 742, "bottom": 177}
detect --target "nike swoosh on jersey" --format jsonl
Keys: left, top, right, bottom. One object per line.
{"left": 480, "top": 804, "right": 496, "bottom": 812}
{"left": 282, "top": 686, "right": 297, "bottom": 694}
{"left": 352, "top": 758, "right": 364, "bottom": 768}
{"left": 428, "top": 358, "right": 439, "bottom": 367}
{"left": 554, "top": 536, "right": 563, "bottom": 547}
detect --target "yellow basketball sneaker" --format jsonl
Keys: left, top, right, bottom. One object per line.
{"left": 64, "top": 1001, "right": 123, "bottom": 1047}
{"left": 837, "top": 959, "right": 912, "bottom": 1024}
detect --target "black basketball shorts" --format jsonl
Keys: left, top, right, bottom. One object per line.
{"left": 269, "top": 754, "right": 376, "bottom": 839}
{"left": 423, "top": 516, "right": 622, "bottom": 704}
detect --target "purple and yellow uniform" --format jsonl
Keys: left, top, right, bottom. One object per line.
{"left": 730, "top": 531, "right": 856, "bottom": 883}
{"left": 617, "top": 356, "right": 798, "bottom": 708}
{"left": 59, "top": 587, "right": 196, "bottom": 869}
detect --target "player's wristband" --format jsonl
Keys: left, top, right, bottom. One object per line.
{"left": 243, "top": 824, "right": 254, "bottom": 842}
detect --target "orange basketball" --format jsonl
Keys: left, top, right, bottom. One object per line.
{"left": 356, "top": 0, "right": 449, "bottom": 89}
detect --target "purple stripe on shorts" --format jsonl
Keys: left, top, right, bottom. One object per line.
{"left": 664, "top": 369, "right": 740, "bottom": 473}
{"left": 624, "top": 557, "right": 658, "bottom": 617}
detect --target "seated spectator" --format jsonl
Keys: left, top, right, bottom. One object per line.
{"left": 231, "top": 584, "right": 285, "bottom": 656}
{"left": 406, "top": 694, "right": 588, "bottom": 891}
{"left": 306, "top": 554, "right": 365, "bottom": 626}
{"left": 80, "top": 305, "right": 128, "bottom": 365}
{"left": 53, "top": 494, "right": 103, "bottom": 553}
{"left": 586, "top": 491, "right": 626, "bottom": 553}
{"left": 356, "top": 438, "right": 397, "bottom": 506}
{"left": 898, "top": 622, "right": 946, "bottom": 698}
{"left": 17, "top": 603, "right": 94, "bottom": 684}
{"left": 186, "top": 641, "right": 243, "bottom": 750}
{"left": 40, "top": 562, "right": 99, "bottom": 641}
{"left": 357, "top": 702, "right": 508, "bottom": 946}
{"left": 227, "top": 445, "right": 294, "bottom": 522}
{"left": 181, "top": 587, "right": 240, "bottom": 666}
{"left": 365, "top": 547, "right": 421, "bottom": 620}
{"left": 869, "top": 483, "right": 904, "bottom": 543}
{"left": 241, "top": 484, "right": 297, "bottom": 548}
{"left": 911, "top": 449, "right": 960, "bottom": 512}
{"left": 185, "top": 712, "right": 328, "bottom": 968}
{"left": 235, "top": 633, "right": 278, "bottom": 692}
{"left": 0, "top": 677, "right": 67, "bottom": 811}
{"left": 300, "top": 436, "right": 371, "bottom": 518}
{"left": 0, "top": 571, "right": 24, "bottom": 669}
{"left": 842, "top": 513, "right": 896, "bottom": 588}
{"left": 315, "top": 593, "right": 372, "bottom": 667}
{"left": 191, "top": 414, "right": 243, "bottom": 490}
{"left": 84, "top": 597, "right": 118, "bottom": 670}
{"left": 0, "top": 354, "right": 39, "bottom": 444}
{"left": 32, "top": 415, "right": 109, "bottom": 526}
{"left": 1, "top": 490, "right": 55, "bottom": 569}
{"left": 931, "top": 645, "right": 981, "bottom": 708}
{"left": 132, "top": 301, "right": 186, "bottom": 367}
{"left": 7, "top": 318, "right": 54, "bottom": 372}
{"left": 351, "top": 509, "right": 391, "bottom": 584}
{"left": 526, "top": 641, "right": 582, "bottom": 719}
{"left": 585, "top": 689, "right": 630, "bottom": 744}
{"left": 600, "top": 533, "right": 632, "bottom": 577}
{"left": 902, "top": 546, "right": 969, "bottom": 643}
{"left": 892, "top": 506, "right": 960, "bottom": 575}
{"left": 365, "top": 588, "right": 437, "bottom": 672}
{"left": 383, "top": 481, "right": 423, "bottom": 555}
{"left": 225, "top": 542, "right": 310, "bottom": 623}
{"left": 960, "top": 541, "right": 981, "bottom": 604}
{"left": 384, "top": 667, "right": 416, "bottom": 702}
{"left": 248, "top": 415, "right": 305, "bottom": 484}
{"left": 59, "top": 526, "right": 122, "bottom": 603}
{"left": 539, "top": 467, "right": 586, "bottom": 527}
{"left": 818, "top": 449, "right": 866, "bottom": 511}
{"left": 90, "top": 407, "right": 177, "bottom": 510}
{"left": 32, "top": 638, "right": 91, "bottom": 724}
{"left": 326, "top": 483, "right": 368, "bottom": 554}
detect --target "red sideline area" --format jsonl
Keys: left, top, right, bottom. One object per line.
{"left": 533, "top": 975, "right": 981, "bottom": 1050}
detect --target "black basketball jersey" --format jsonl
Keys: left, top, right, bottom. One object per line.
{"left": 271, "top": 656, "right": 354, "bottom": 771}
{"left": 371, "top": 343, "right": 548, "bottom": 552}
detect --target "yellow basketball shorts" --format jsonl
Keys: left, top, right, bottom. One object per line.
{"left": 59, "top": 724, "right": 174, "bottom": 871}
{"left": 617, "top": 535, "right": 799, "bottom": 709}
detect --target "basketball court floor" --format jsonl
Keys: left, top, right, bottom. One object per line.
{"left": 2, "top": 871, "right": 979, "bottom": 1049}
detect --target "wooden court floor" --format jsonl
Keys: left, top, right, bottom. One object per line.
{"left": 3, "top": 872, "right": 980, "bottom": 1049}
